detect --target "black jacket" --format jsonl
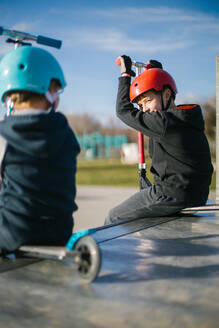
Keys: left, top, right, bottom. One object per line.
{"left": 117, "top": 76, "right": 213, "bottom": 204}
{"left": 0, "top": 109, "right": 80, "bottom": 252}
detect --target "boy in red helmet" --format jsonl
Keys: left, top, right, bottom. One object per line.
{"left": 105, "top": 55, "right": 213, "bottom": 224}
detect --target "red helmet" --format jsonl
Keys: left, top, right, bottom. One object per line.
{"left": 129, "top": 68, "right": 177, "bottom": 102}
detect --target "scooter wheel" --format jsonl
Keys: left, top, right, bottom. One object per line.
{"left": 75, "top": 235, "right": 101, "bottom": 282}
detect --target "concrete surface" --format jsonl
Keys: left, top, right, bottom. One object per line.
{"left": 0, "top": 186, "right": 218, "bottom": 328}
{"left": 74, "top": 185, "right": 139, "bottom": 231}
{"left": 1, "top": 211, "right": 219, "bottom": 327}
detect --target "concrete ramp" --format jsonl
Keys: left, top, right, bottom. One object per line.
{"left": 1, "top": 211, "right": 219, "bottom": 327}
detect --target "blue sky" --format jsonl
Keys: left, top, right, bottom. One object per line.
{"left": 0, "top": 0, "right": 219, "bottom": 123}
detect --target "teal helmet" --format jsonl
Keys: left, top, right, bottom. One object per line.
{"left": 0, "top": 46, "right": 66, "bottom": 103}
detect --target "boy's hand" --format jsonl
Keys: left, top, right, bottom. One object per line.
{"left": 146, "top": 60, "right": 163, "bottom": 69}
{"left": 120, "top": 55, "right": 136, "bottom": 77}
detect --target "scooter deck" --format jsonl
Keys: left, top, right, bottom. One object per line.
{"left": 18, "top": 246, "right": 69, "bottom": 260}
{"left": 181, "top": 204, "right": 219, "bottom": 213}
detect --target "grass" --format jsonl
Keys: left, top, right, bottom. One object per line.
{"left": 76, "top": 159, "right": 216, "bottom": 190}
{"left": 76, "top": 159, "right": 146, "bottom": 187}
{"left": 211, "top": 170, "right": 216, "bottom": 190}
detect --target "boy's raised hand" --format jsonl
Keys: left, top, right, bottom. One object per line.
{"left": 119, "top": 55, "right": 136, "bottom": 77}
{"left": 146, "top": 60, "right": 163, "bottom": 69}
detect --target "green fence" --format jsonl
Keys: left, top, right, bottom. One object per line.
{"left": 76, "top": 132, "right": 128, "bottom": 159}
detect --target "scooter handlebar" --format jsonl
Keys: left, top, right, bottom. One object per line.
{"left": 0, "top": 26, "right": 62, "bottom": 49}
{"left": 36, "top": 35, "right": 62, "bottom": 49}
{"left": 115, "top": 56, "right": 147, "bottom": 69}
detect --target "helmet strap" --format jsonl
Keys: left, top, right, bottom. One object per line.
{"left": 160, "top": 91, "right": 165, "bottom": 111}
{"left": 4, "top": 90, "right": 63, "bottom": 116}
{"left": 160, "top": 91, "right": 172, "bottom": 111}
{"left": 45, "top": 91, "right": 58, "bottom": 104}
{"left": 45, "top": 89, "right": 63, "bottom": 105}
{"left": 5, "top": 97, "right": 14, "bottom": 116}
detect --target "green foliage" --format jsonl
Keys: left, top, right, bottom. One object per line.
{"left": 210, "top": 170, "right": 216, "bottom": 190}
{"left": 202, "top": 98, "right": 216, "bottom": 141}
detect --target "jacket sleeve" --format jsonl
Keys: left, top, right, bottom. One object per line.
{"left": 116, "top": 76, "right": 167, "bottom": 138}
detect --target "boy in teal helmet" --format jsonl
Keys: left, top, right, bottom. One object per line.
{"left": 0, "top": 46, "right": 80, "bottom": 253}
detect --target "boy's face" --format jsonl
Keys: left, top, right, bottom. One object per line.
{"left": 137, "top": 89, "right": 171, "bottom": 113}
{"left": 137, "top": 90, "right": 162, "bottom": 113}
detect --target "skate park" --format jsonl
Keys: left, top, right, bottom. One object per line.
{"left": 0, "top": 3, "right": 219, "bottom": 328}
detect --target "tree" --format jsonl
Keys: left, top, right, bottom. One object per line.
{"left": 202, "top": 97, "right": 216, "bottom": 141}
{"left": 66, "top": 113, "right": 101, "bottom": 135}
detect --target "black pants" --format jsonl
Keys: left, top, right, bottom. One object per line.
{"left": 105, "top": 185, "right": 192, "bottom": 225}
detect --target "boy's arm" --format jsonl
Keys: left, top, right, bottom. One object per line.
{"left": 116, "top": 76, "right": 167, "bottom": 138}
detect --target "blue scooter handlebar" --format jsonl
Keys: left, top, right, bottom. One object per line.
{"left": 0, "top": 26, "right": 62, "bottom": 49}
{"left": 36, "top": 35, "right": 62, "bottom": 49}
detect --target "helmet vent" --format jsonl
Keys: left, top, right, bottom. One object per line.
{"left": 19, "top": 64, "right": 25, "bottom": 70}
{"left": 134, "top": 83, "right": 138, "bottom": 87}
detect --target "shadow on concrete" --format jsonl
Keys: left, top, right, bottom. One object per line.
{"left": 96, "top": 233, "right": 219, "bottom": 284}
{"left": 97, "top": 263, "right": 219, "bottom": 284}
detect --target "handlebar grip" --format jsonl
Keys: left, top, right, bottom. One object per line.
{"left": 36, "top": 35, "right": 62, "bottom": 49}
{"left": 0, "top": 26, "right": 4, "bottom": 36}
{"left": 115, "top": 57, "right": 121, "bottom": 66}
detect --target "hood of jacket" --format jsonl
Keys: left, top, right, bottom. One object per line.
{"left": 167, "top": 104, "right": 204, "bottom": 131}
{"left": 0, "top": 110, "right": 75, "bottom": 158}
